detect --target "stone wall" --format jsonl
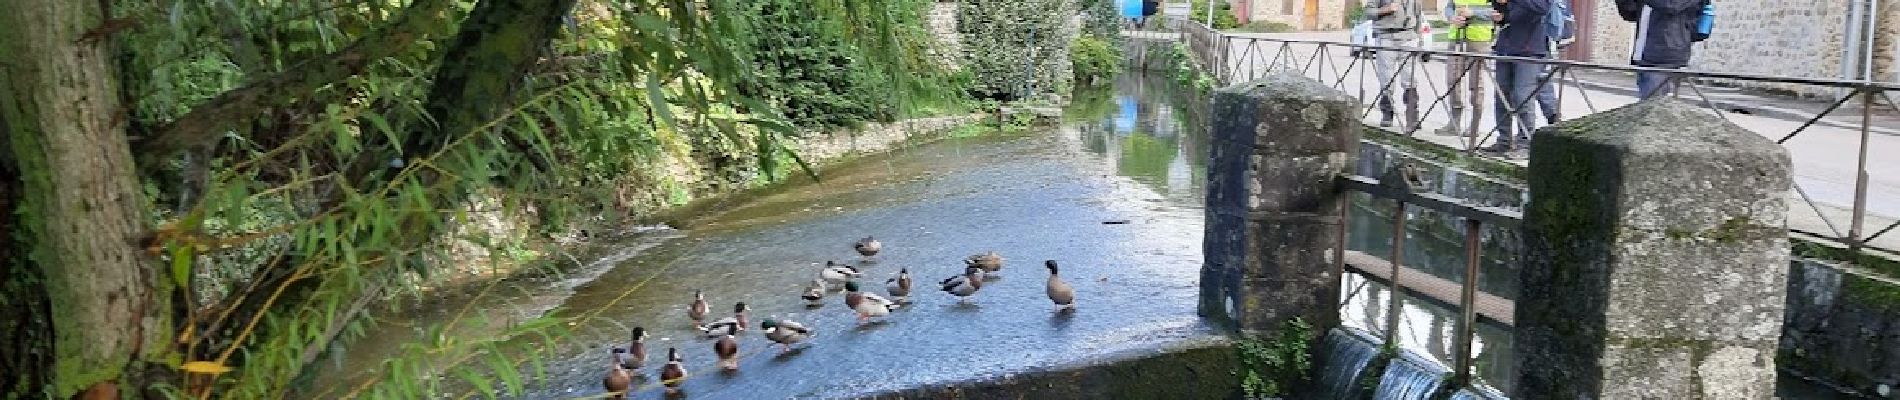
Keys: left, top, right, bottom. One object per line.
{"left": 1781, "top": 258, "right": 1900, "bottom": 397}
{"left": 1245, "top": 0, "right": 1349, "bottom": 30}
{"left": 927, "top": 1, "right": 962, "bottom": 70}
{"left": 1585, "top": 0, "right": 1900, "bottom": 97}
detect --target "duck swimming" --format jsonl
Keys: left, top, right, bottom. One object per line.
{"left": 801, "top": 278, "right": 828, "bottom": 307}
{"left": 603, "top": 348, "right": 631, "bottom": 399}
{"left": 886, "top": 268, "right": 913, "bottom": 303}
{"left": 622, "top": 327, "right": 648, "bottom": 371}
{"left": 697, "top": 302, "right": 749, "bottom": 337}
{"left": 688, "top": 290, "right": 710, "bottom": 325}
{"left": 713, "top": 324, "right": 740, "bottom": 371}
{"left": 819, "top": 261, "right": 862, "bottom": 286}
{"left": 854, "top": 236, "right": 882, "bottom": 261}
{"left": 660, "top": 347, "right": 687, "bottom": 394}
{"left": 965, "top": 251, "right": 1004, "bottom": 276}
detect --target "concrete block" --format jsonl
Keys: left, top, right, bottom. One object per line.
{"left": 1514, "top": 99, "right": 1793, "bottom": 399}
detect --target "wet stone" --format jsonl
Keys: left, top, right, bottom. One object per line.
{"left": 1201, "top": 73, "right": 1357, "bottom": 337}
{"left": 1515, "top": 99, "right": 1793, "bottom": 399}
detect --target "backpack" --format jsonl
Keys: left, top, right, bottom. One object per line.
{"left": 1547, "top": 0, "right": 1577, "bottom": 47}
{"left": 1692, "top": 0, "right": 1715, "bottom": 42}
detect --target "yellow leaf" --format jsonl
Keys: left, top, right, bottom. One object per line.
{"left": 180, "top": 361, "right": 234, "bottom": 374}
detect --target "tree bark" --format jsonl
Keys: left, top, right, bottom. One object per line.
{"left": 0, "top": 0, "right": 166, "bottom": 398}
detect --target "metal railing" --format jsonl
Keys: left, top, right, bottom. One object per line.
{"left": 1172, "top": 21, "right": 1900, "bottom": 258}
{"left": 1334, "top": 166, "right": 1520, "bottom": 387}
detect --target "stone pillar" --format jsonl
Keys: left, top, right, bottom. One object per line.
{"left": 1515, "top": 99, "right": 1793, "bottom": 399}
{"left": 1201, "top": 73, "right": 1356, "bottom": 337}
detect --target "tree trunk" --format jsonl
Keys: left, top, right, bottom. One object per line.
{"left": 0, "top": 1, "right": 167, "bottom": 398}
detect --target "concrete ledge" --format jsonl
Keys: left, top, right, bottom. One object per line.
{"left": 850, "top": 336, "right": 1242, "bottom": 400}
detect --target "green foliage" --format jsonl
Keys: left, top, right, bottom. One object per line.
{"left": 1237, "top": 318, "right": 1315, "bottom": 398}
{"left": 1071, "top": 35, "right": 1123, "bottom": 86}
{"left": 959, "top": 0, "right": 1078, "bottom": 101}
{"left": 1241, "top": 21, "right": 1297, "bottom": 33}
{"left": 1190, "top": 0, "right": 1242, "bottom": 30}
{"left": 736, "top": 0, "right": 890, "bottom": 128}
{"left": 81, "top": 0, "right": 964, "bottom": 397}
{"left": 1080, "top": 0, "right": 1125, "bottom": 37}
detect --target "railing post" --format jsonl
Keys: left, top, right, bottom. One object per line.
{"left": 1199, "top": 73, "right": 1359, "bottom": 340}
{"left": 1851, "top": 87, "right": 1873, "bottom": 250}
{"left": 1384, "top": 202, "right": 1407, "bottom": 344}
{"left": 1453, "top": 218, "right": 1481, "bottom": 386}
{"left": 1515, "top": 99, "right": 1793, "bottom": 399}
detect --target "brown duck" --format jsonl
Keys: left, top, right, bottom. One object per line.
{"left": 603, "top": 348, "right": 632, "bottom": 399}
{"left": 714, "top": 324, "right": 740, "bottom": 371}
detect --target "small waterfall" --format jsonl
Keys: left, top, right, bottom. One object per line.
{"left": 1370, "top": 351, "right": 1450, "bottom": 400}
{"left": 1312, "top": 328, "right": 1383, "bottom": 400}
{"left": 1446, "top": 385, "right": 1509, "bottom": 400}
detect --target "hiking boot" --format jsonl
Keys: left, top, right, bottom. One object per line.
{"left": 1379, "top": 114, "right": 1395, "bottom": 128}
{"left": 1433, "top": 124, "right": 1466, "bottom": 136}
{"left": 1477, "top": 139, "right": 1527, "bottom": 154}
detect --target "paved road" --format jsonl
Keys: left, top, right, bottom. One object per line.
{"left": 1215, "top": 30, "right": 1900, "bottom": 252}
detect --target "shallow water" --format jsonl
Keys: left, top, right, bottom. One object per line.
{"left": 310, "top": 74, "right": 1222, "bottom": 399}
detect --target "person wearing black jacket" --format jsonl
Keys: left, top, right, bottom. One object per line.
{"left": 1617, "top": 0, "right": 1701, "bottom": 99}
{"left": 1477, "top": 0, "right": 1549, "bottom": 156}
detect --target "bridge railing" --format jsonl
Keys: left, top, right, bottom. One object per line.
{"left": 1177, "top": 21, "right": 1900, "bottom": 261}
{"left": 1333, "top": 166, "right": 1522, "bottom": 387}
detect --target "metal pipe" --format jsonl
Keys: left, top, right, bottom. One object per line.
{"left": 1852, "top": 88, "right": 1874, "bottom": 249}
{"left": 1453, "top": 218, "right": 1482, "bottom": 386}
{"left": 1334, "top": 196, "right": 1350, "bottom": 288}
{"left": 1385, "top": 201, "right": 1408, "bottom": 344}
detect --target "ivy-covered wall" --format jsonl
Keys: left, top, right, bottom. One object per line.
{"left": 957, "top": 0, "right": 1080, "bottom": 104}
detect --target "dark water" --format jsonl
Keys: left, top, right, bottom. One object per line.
{"left": 310, "top": 73, "right": 1220, "bottom": 399}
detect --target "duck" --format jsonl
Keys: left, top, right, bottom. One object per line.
{"left": 697, "top": 302, "right": 749, "bottom": 337}
{"left": 603, "top": 347, "right": 632, "bottom": 399}
{"left": 688, "top": 290, "right": 710, "bottom": 325}
{"left": 1045, "top": 260, "right": 1076, "bottom": 310}
{"left": 761, "top": 319, "right": 815, "bottom": 353}
{"left": 885, "top": 268, "right": 913, "bottom": 303}
{"left": 965, "top": 251, "right": 1004, "bottom": 275}
{"left": 940, "top": 266, "right": 984, "bottom": 303}
{"left": 801, "top": 278, "right": 828, "bottom": 307}
{"left": 621, "top": 327, "right": 648, "bottom": 371}
{"left": 843, "top": 281, "right": 900, "bottom": 323}
{"left": 819, "top": 261, "right": 862, "bottom": 286}
{"left": 854, "top": 236, "right": 882, "bottom": 260}
{"left": 660, "top": 347, "right": 687, "bottom": 394}
{"left": 713, "top": 324, "right": 740, "bottom": 371}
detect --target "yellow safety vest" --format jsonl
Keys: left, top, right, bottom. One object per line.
{"left": 1447, "top": 0, "right": 1496, "bottom": 42}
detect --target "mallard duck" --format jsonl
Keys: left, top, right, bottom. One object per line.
{"left": 713, "top": 324, "right": 740, "bottom": 371}
{"left": 843, "top": 281, "right": 899, "bottom": 323}
{"left": 603, "top": 348, "right": 632, "bottom": 399}
{"left": 965, "top": 251, "right": 1004, "bottom": 275}
{"left": 801, "top": 278, "right": 828, "bottom": 307}
{"left": 854, "top": 236, "right": 882, "bottom": 259}
{"left": 660, "top": 347, "right": 687, "bottom": 394}
{"left": 819, "top": 261, "right": 862, "bottom": 286}
{"left": 940, "top": 266, "right": 984, "bottom": 302}
{"left": 622, "top": 327, "right": 648, "bottom": 371}
{"left": 697, "top": 302, "right": 748, "bottom": 337}
{"left": 1045, "top": 260, "right": 1075, "bottom": 310}
{"left": 688, "top": 290, "right": 710, "bottom": 325}
{"left": 885, "top": 268, "right": 912, "bottom": 303}
{"left": 761, "top": 319, "right": 815, "bottom": 353}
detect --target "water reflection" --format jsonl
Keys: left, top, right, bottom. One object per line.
{"left": 1340, "top": 272, "right": 1517, "bottom": 393}
{"left": 1071, "top": 73, "right": 1209, "bottom": 202}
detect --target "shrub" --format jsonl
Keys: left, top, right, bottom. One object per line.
{"left": 1241, "top": 21, "right": 1296, "bottom": 33}
{"left": 1071, "top": 34, "right": 1122, "bottom": 86}
{"left": 1190, "top": 0, "right": 1242, "bottom": 29}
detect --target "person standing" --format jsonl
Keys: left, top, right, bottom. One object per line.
{"left": 1369, "top": 0, "right": 1422, "bottom": 130}
{"left": 1533, "top": 0, "right": 1573, "bottom": 125}
{"left": 1479, "top": 0, "right": 1550, "bottom": 156}
{"left": 1434, "top": 0, "right": 1498, "bottom": 137}
{"left": 1617, "top": 0, "right": 1702, "bottom": 99}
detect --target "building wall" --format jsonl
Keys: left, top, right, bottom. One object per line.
{"left": 1584, "top": 0, "right": 1899, "bottom": 97}
{"left": 1244, "top": 0, "right": 1348, "bottom": 30}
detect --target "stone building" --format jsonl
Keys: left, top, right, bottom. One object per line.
{"left": 1571, "top": 0, "right": 1900, "bottom": 97}
{"left": 1233, "top": 0, "right": 1352, "bottom": 30}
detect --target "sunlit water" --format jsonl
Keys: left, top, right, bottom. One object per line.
{"left": 310, "top": 74, "right": 1221, "bottom": 399}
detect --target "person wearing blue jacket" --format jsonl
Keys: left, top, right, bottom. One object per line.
{"left": 1617, "top": 0, "right": 1702, "bottom": 99}
{"left": 1478, "top": 0, "right": 1549, "bottom": 156}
